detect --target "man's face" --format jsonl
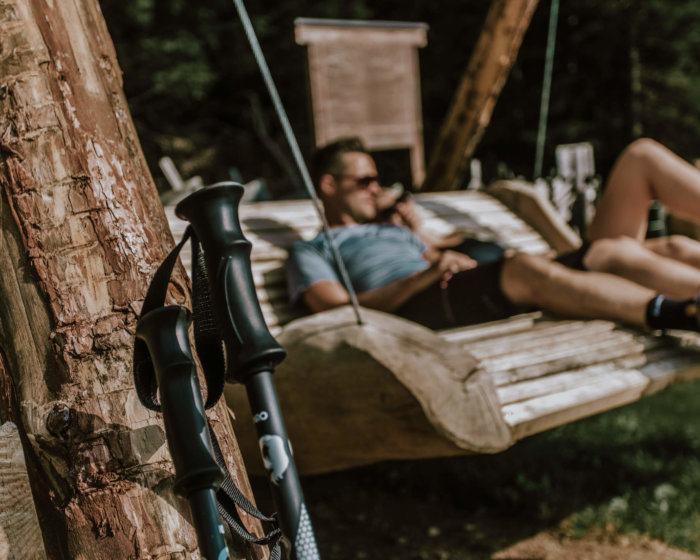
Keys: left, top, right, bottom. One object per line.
{"left": 330, "top": 152, "right": 381, "bottom": 224}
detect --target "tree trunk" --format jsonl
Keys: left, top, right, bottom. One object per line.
{"left": 0, "top": 1, "right": 264, "bottom": 558}
{"left": 422, "top": 0, "right": 540, "bottom": 191}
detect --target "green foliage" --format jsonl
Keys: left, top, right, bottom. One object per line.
{"left": 142, "top": 33, "right": 216, "bottom": 101}
{"left": 100, "top": 0, "right": 700, "bottom": 194}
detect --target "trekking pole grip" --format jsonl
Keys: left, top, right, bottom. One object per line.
{"left": 175, "top": 183, "right": 321, "bottom": 560}
{"left": 175, "top": 183, "right": 286, "bottom": 382}
{"left": 135, "top": 306, "right": 228, "bottom": 560}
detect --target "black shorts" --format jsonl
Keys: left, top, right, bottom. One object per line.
{"left": 395, "top": 244, "right": 590, "bottom": 330}
{"left": 554, "top": 242, "right": 590, "bottom": 271}
{"left": 448, "top": 238, "right": 506, "bottom": 264}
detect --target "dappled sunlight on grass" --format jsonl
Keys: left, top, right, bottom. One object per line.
{"left": 283, "top": 378, "right": 700, "bottom": 559}
{"left": 483, "top": 378, "right": 700, "bottom": 553}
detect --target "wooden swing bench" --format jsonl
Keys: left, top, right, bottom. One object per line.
{"left": 165, "top": 182, "right": 700, "bottom": 475}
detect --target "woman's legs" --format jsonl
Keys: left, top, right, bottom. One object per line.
{"left": 587, "top": 139, "right": 700, "bottom": 242}
{"left": 583, "top": 236, "right": 700, "bottom": 299}
{"left": 643, "top": 235, "right": 700, "bottom": 270}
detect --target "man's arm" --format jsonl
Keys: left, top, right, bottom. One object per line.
{"left": 390, "top": 200, "right": 464, "bottom": 250}
{"left": 301, "top": 279, "right": 353, "bottom": 313}
{"left": 301, "top": 250, "right": 476, "bottom": 313}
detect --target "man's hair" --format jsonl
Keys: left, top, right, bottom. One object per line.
{"left": 311, "top": 137, "right": 368, "bottom": 192}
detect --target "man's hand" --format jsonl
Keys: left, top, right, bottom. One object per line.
{"left": 435, "top": 250, "right": 477, "bottom": 274}
{"left": 424, "top": 249, "right": 477, "bottom": 288}
{"left": 425, "top": 249, "right": 477, "bottom": 273}
{"left": 301, "top": 250, "right": 478, "bottom": 315}
{"left": 390, "top": 199, "right": 422, "bottom": 230}
{"left": 390, "top": 199, "right": 467, "bottom": 251}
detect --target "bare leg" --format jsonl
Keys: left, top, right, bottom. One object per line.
{"left": 643, "top": 235, "right": 700, "bottom": 269}
{"left": 500, "top": 253, "right": 654, "bottom": 326}
{"left": 587, "top": 139, "right": 700, "bottom": 242}
{"left": 583, "top": 237, "right": 700, "bottom": 299}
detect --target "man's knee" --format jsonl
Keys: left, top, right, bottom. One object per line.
{"left": 584, "top": 236, "right": 640, "bottom": 272}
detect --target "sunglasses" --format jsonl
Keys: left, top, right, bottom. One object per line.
{"left": 334, "top": 174, "right": 380, "bottom": 188}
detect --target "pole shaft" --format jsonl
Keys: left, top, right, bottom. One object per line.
{"left": 190, "top": 489, "right": 229, "bottom": 560}
{"left": 246, "top": 371, "right": 320, "bottom": 560}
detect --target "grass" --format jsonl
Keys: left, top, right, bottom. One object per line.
{"left": 545, "top": 379, "right": 700, "bottom": 552}
{"left": 437, "top": 377, "right": 700, "bottom": 552}
{"left": 294, "top": 378, "right": 700, "bottom": 558}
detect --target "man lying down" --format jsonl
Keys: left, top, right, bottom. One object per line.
{"left": 286, "top": 137, "right": 700, "bottom": 333}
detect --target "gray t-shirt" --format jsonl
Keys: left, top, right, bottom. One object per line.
{"left": 286, "top": 224, "right": 428, "bottom": 302}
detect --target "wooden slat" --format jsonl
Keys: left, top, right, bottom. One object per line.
{"left": 639, "top": 346, "right": 700, "bottom": 394}
{"left": 483, "top": 325, "right": 639, "bottom": 371}
{"left": 439, "top": 312, "right": 541, "bottom": 344}
{"left": 253, "top": 285, "right": 288, "bottom": 305}
{"left": 489, "top": 334, "right": 645, "bottom": 386}
{"left": 502, "top": 369, "right": 650, "bottom": 440}
{"left": 0, "top": 422, "right": 46, "bottom": 559}
{"left": 464, "top": 320, "right": 618, "bottom": 360}
{"left": 474, "top": 322, "right": 666, "bottom": 367}
{"left": 295, "top": 19, "right": 428, "bottom": 47}
{"left": 497, "top": 362, "right": 646, "bottom": 406}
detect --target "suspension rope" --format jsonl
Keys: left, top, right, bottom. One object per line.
{"left": 533, "top": 0, "right": 559, "bottom": 180}
{"left": 231, "top": 0, "right": 363, "bottom": 325}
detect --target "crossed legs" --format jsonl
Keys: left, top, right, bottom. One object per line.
{"left": 582, "top": 236, "right": 700, "bottom": 299}
{"left": 643, "top": 235, "right": 700, "bottom": 270}
{"left": 582, "top": 139, "right": 700, "bottom": 298}
{"left": 498, "top": 139, "right": 700, "bottom": 328}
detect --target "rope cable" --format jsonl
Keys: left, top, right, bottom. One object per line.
{"left": 534, "top": 0, "right": 559, "bottom": 180}
{"left": 231, "top": 0, "right": 363, "bottom": 325}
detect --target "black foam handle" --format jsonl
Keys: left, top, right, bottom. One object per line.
{"left": 174, "top": 183, "right": 286, "bottom": 383}
{"left": 135, "top": 306, "right": 224, "bottom": 495}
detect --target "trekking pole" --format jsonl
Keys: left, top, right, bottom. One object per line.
{"left": 174, "top": 182, "right": 321, "bottom": 560}
{"left": 135, "top": 306, "right": 229, "bottom": 560}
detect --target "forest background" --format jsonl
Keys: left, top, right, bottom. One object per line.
{"left": 99, "top": 0, "right": 700, "bottom": 198}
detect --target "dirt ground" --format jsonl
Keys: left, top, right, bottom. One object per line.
{"left": 250, "top": 455, "right": 700, "bottom": 560}
{"left": 491, "top": 531, "right": 699, "bottom": 560}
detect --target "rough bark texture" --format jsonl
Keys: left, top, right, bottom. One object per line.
{"left": 0, "top": 1, "right": 264, "bottom": 558}
{"left": 422, "top": 0, "right": 540, "bottom": 191}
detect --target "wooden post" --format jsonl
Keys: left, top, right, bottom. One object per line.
{"left": 0, "top": 0, "right": 264, "bottom": 558}
{"left": 422, "top": 0, "right": 540, "bottom": 191}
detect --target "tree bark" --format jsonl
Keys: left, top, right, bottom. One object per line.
{"left": 0, "top": 1, "right": 264, "bottom": 558}
{"left": 422, "top": 0, "right": 540, "bottom": 191}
